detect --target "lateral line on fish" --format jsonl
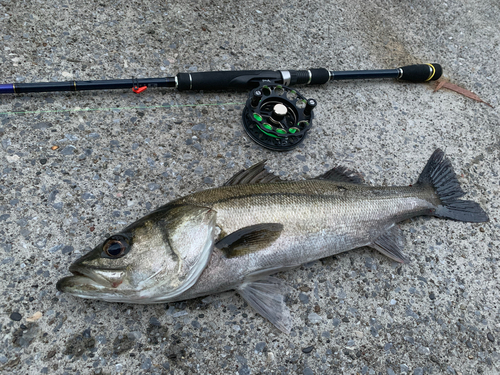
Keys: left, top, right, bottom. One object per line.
{"left": 201, "top": 188, "right": 409, "bottom": 206}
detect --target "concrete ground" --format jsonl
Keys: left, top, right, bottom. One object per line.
{"left": 1, "top": 0, "right": 499, "bottom": 374}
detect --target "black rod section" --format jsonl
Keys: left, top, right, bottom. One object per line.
{"left": 0, "top": 64, "right": 441, "bottom": 95}
{"left": 330, "top": 69, "right": 400, "bottom": 80}
{"left": 330, "top": 64, "right": 442, "bottom": 82}
{"left": 10, "top": 77, "right": 176, "bottom": 94}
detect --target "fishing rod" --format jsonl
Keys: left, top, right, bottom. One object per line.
{"left": 1, "top": 63, "right": 441, "bottom": 151}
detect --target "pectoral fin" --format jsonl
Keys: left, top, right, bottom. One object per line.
{"left": 237, "top": 276, "right": 292, "bottom": 334}
{"left": 370, "top": 225, "right": 409, "bottom": 263}
{"left": 216, "top": 223, "right": 283, "bottom": 258}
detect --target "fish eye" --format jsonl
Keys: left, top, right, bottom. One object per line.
{"left": 102, "top": 236, "right": 129, "bottom": 258}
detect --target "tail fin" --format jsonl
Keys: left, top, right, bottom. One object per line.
{"left": 417, "top": 149, "right": 489, "bottom": 222}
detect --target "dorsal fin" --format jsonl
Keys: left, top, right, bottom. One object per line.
{"left": 224, "top": 161, "right": 282, "bottom": 186}
{"left": 314, "top": 166, "right": 365, "bottom": 184}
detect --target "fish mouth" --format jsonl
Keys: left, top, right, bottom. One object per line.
{"left": 56, "top": 265, "right": 117, "bottom": 294}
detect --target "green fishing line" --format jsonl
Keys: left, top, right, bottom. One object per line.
{"left": 0, "top": 102, "right": 246, "bottom": 116}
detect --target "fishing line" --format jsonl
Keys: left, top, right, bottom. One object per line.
{"left": 0, "top": 101, "right": 246, "bottom": 117}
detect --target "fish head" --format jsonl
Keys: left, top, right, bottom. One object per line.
{"left": 57, "top": 204, "right": 217, "bottom": 303}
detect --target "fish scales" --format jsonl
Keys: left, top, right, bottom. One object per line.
{"left": 178, "top": 180, "right": 436, "bottom": 299}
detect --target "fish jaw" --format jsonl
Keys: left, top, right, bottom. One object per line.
{"left": 56, "top": 263, "right": 132, "bottom": 301}
{"left": 56, "top": 244, "right": 170, "bottom": 303}
{"left": 57, "top": 275, "right": 110, "bottom": 300}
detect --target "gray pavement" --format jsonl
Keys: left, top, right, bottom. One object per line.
{"left": 1, "top": 0, "right": 499, "bottom": 374}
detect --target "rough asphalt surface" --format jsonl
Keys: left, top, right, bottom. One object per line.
{"left": 1, "top": 0, "right": 499, "bottom": 374}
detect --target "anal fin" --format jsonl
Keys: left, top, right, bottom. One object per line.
{"left": 370, "top": 225, "right": 409, "bottom": 263}
{"left": 236, "top": 276, "right": 292, "bottom": 334}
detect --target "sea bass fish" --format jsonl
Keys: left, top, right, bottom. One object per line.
{"left": 57, "top": 149, "right": 488, "bottom": 332}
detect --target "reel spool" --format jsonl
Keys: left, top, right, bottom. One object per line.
{"left": 242, "top": 84, "right": 317, "bottom": 151}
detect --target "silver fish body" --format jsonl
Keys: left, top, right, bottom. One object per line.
{"left": 179, "top": 181, "right": 434, "bottom": 299}
{"left": 57, "top": 150, "right": 488, "bottom": 332}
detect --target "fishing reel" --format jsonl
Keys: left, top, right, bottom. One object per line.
{"left": 242, "top": 84, "right": 317, "bottom": 151}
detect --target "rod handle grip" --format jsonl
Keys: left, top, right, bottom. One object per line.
{"left": 176, "top": 70, "right": 282, "bottom": 91}
{"left": 399, "top": 63, "right": 442, "bottom": 82}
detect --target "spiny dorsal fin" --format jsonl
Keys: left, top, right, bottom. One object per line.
{"left": 216, "top": 223, "right": 283, "bottom": 258}
{"left": 223, "top": 161, "right": 282, "bottom": 186}
{"left": 314, "top": 166, "right": 365, "bottom": 184}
